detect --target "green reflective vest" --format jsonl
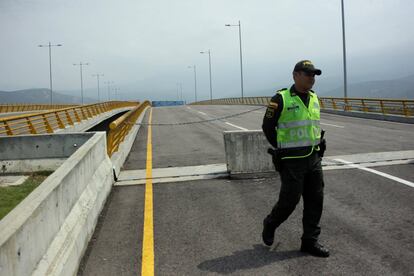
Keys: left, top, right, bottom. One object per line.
{"left": 276, "top": 88, "right": 321, "bottom": 158}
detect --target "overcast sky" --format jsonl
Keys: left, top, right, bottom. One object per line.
{"left": 1, "top": 0, "right": 413, "bottom": 101}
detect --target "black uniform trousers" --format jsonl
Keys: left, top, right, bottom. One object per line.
{"left": 264, "top": 151, "right": 324, "bottom": 243}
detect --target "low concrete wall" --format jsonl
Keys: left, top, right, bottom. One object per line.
{"left": 223, "top": 130, "right": 274, "bottom": 175}
{"left": 0, "top": 132, "right": 114, "bottom": 276}
{"left": 321, "top": 109, "right": 414, "bottom": 124}
{"left": 111, "top": 107, "right": 149, "bottom": 178}
{"left": 0, "top": 133, "right": 94, "bottom": 174}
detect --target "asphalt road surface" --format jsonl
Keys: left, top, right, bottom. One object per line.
{"left": 79, "top": 105, "right": 414, "bottom": 276}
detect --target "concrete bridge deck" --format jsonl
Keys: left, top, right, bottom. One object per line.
{"left": 78, "top": 105, "right": 414, "bottom": 275}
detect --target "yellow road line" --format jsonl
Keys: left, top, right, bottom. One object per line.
{"left": 141, "top": 108, "right": 154, "bottom": 276}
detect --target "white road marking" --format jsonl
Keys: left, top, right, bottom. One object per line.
{"left": 198, "top": 111, "right": 208, "bottom": 116}
{"left": 334, "top": 158, "right": 414, "bottom": 188}
{"left": 225, "top": 121, "right": 249, "bottom": 131}
{"left": 321, "top": 122, "right": 345, "bottom": 128}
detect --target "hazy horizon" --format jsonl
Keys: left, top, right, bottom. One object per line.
{"left": 1, "top": 0, "right": 414, "bottom": 101}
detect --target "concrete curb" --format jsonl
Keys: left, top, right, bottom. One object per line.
{"left": 111, "top": 106, "right": 150, "bottom": 178}
{"left": 0, "top": 133, "right": 114, "bottom": 276}
{"left": 321, "top": 109, "right": 414, "bottom": 124}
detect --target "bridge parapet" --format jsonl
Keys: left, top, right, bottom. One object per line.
{"left": 193, "top": 97, "right": 414, "bottom": 118}
{"left": 0, "top": 101, "right": 139, "bottom": 136}
{"left": 0, "top": 103, "right": 77, "bottom": 113}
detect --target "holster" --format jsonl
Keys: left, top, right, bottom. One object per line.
{"left": 267, "top": 148, "right": 282, "bottom": 172}
{"left": 317, "top": 130, "right": 326, "bottom": 157}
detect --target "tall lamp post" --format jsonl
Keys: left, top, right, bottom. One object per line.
{"left": 38, "top": 42, "right": 62, "bottom": 104}
{"left": 187, "top": 65, "right": 197, "bottom": 103}
{"left": 341, "top": 0, "right": 348, "bottom": 98}
{"left": 73, "top": 62, "right": 89, "bottom": 104}
{"left": 92, "top": 73, "right": 104, "bottom": 102}
{"left": 104, "top": 81, "right": 114, "bottom": 101}
{"left": 176, "top": 83, "right": 183, "bottom": 101}
{"left": 200, "top": 50, "right": 213, "bottom": 103}
{"left": 113, "top": 87, "right": 121, "bottom": 100}
{"left": 225, "top": 20, "right": 244, "bottom": 99}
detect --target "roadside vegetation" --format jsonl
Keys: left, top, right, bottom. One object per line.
{"left": 0, "top": 171, "right": 52, "bottom": 220}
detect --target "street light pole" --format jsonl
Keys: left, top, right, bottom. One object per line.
{"left": 38, "top": 42, "right": 62, "bottom": 104}
{"left": 92, "top": 73, "right": 104, "bottom": 102}
{"left": 104, "top": 81, "right": 113, "bottom": 101}
{"left": 188, "top": 65, "right": 197, "bottom": 102}
{"left": 341, "top": 0, "right": 348, "bottom": 98}
{"left": 225, "top": 20, "right": 244, "bottom": 99}
{"left": 176, "top": 83, "right": 183, "bottom": 102}
{"left": 73, "top": 62, "right": 89, "bottom": 104}
{"left": 200, "top": 50, "right": 213, "bottom": 102}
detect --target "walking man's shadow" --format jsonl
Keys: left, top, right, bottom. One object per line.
{"left": 197, "top": 243, "right": 305, "bottom": 274}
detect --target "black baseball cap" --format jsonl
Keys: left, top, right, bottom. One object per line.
{"left": 293, "top": 60, "right": 322, "bottom": 75}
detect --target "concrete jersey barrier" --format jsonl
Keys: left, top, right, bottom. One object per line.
{"left": 223, "top": 130, "right": 274, "bottom": 175}
{"left": 0, "top": 132, "right": 114, "bottom": 276}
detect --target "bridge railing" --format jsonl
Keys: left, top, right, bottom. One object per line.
{"left": 192, "top": 97, "right": 414, "bottom": 117}
{"left": 0, "top": 101, "right": 138, "bottom": 136}
{"left": 107, "top": 101, "right": 151, "bottom": 157}
{"left": 0, "top": 104, "right": 77, "bottom": 113}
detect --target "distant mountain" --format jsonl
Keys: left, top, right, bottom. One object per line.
{"left": 0, "top": 88, "right": 96, "bottom": 104}
{"left": 319, "top": 74, "right": 414, "bottom": 99}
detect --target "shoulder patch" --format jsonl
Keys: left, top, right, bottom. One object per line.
{"left": 268, "top": 102, "right": 279, "bottom": 109}
{"left": 265, "top": 107, "right": 275, "bottom": 118}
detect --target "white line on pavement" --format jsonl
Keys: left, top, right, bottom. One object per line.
{"left": 198, "top": 111, "right": 208, "bottom": 116}
{"left": 334, "top": 158, "right": 414, "bottom": 188}
{"left": 321, "top": 122, "right": 345, "bottom": 128}
{"left": 225, "top": 122, "right": 249, "bottom": 131}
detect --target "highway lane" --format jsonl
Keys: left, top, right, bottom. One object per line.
{"left": 80, "top": 105, "right": 414, "bottom": 275}
{"left": 128, "top": 105, "right": 414, "bottom": 169}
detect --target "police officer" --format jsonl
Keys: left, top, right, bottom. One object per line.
{"left": 261, "top": 60, "right": 329, "bottom": 257}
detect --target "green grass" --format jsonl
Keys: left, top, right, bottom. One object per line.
{"left": 0, "top": 171, "right": 52, "bottom": 220}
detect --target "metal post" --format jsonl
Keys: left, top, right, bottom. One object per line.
{"left": 194, "top": 65, "right": 197, "bottom": 102}
{"left": 73, "top": 62, "right": 89, "bottom": 104}
{"left": 107, "top": 82, "right": 111, "bottom": 101}
{"left": 341, "top": 0, "right": 348, "bottom": 99}
{"left": 226, "top": 21, "right": 245, "bottom": 99}
{"left": 92, "top": 74, "right": 104, "bottom": 102}
{"left": 80, "top": 64, "right": 84, "bottom": 104}
{"left": 38, "top": 42, "right": 62, "bottom": 104}
{"left": 188, "top": 65, "right": 198, "bottom": 102}
{"left": 208, "top": 50, "right": 213, "bottom": 102}
{"left": 97, "top": 75, "right": 101, "bottom": 102}
{"left": 238, "top": 21, "right": 244, "bottom": 99}
{"left": 200, "top": 50, "right": 213, "bottom": 103}
{"left": 48, "top": 42, "right": 53, "bottom": 104}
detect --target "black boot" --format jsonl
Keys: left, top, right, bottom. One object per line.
{"left": 262, "top": 219, "right": 276, "bottom": 246}
{"left": 300, "top": 241, "right": 330, "bottom": 257}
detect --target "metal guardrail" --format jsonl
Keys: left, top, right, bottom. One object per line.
{"left": 107, "top": 101, "right": 151, "bottom": 157}
{"left": 0, "top": 101, "right": 138, "bottom": 136}
{"left": 0, "top": 104, "right": 77, "bottom": 113}
{"left": 192, "top": 97, "right": 414, "bottom": 117}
